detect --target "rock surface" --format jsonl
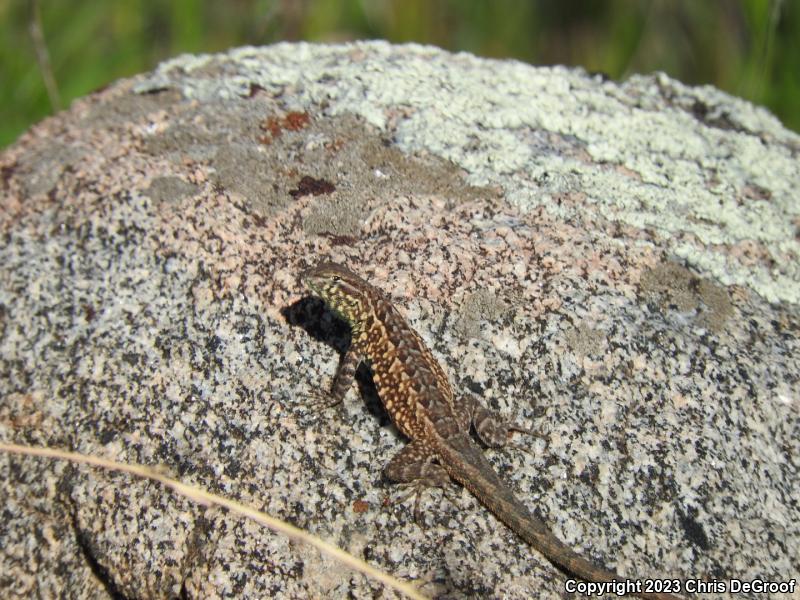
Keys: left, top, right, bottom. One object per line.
{"left": 1, "top": 41, "right": 798, "bottom": 599}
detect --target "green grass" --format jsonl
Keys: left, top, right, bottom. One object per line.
{"left": 1, "top": 0, "right": 798, "bottom": 148}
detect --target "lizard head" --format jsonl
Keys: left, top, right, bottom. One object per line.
{"left": 303, "top": 262, "right": 372, "bottom": 325}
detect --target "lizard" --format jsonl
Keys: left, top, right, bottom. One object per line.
{"left": 303, "top": 261, "right": 683, "bottom": 600}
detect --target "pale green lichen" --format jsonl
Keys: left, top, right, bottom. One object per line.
{"left": 136, "top": 41, "right": 800, "bottom": 304}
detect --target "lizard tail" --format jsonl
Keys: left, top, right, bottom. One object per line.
{"left": 438, "top": 434, "right": 683, "bottom": 600}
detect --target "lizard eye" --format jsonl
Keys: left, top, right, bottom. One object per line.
{"left": 332, "top": 275, "right": 341, "bottom": 282}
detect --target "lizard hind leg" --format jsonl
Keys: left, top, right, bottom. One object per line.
{"left": 384, "top": 440, "right": 457, "bottom": 524}
{"left": 467, "top": 393, "right": 547, "bottom": 451}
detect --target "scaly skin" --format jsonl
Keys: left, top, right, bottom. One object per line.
{"left": 304, "top": 262, "right": 683, "bottom": 600}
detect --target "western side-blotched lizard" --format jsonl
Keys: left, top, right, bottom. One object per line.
{"left": 303, "top": 262, "right": 682, "bottom": 600}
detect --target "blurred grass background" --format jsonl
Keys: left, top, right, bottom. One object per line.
{"left": 1, "top": 0, "right": 798, "bottom": 148}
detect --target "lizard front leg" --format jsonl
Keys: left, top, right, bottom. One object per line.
{"left": 310, "top": 344, "right": 362, "bottom": 408}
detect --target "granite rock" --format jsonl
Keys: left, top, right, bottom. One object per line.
{"left": 1, "top": 41, "right": 798, "bottom": 599}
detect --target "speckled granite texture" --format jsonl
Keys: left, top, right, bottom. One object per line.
{"left": 1, "top": 41, "right": 798, "bottom": 599}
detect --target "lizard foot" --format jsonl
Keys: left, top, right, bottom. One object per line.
{"left": 386, "top": 458, "right": 456, "bottom": 524}
{"left": 472, "top": 402, "right": 548, "bottom": 451}
{"left": 305, "top": 388, "right": 344, "bottom": 410}
{"left": 392, "top": 479, "right": 458, "bottom": 525}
